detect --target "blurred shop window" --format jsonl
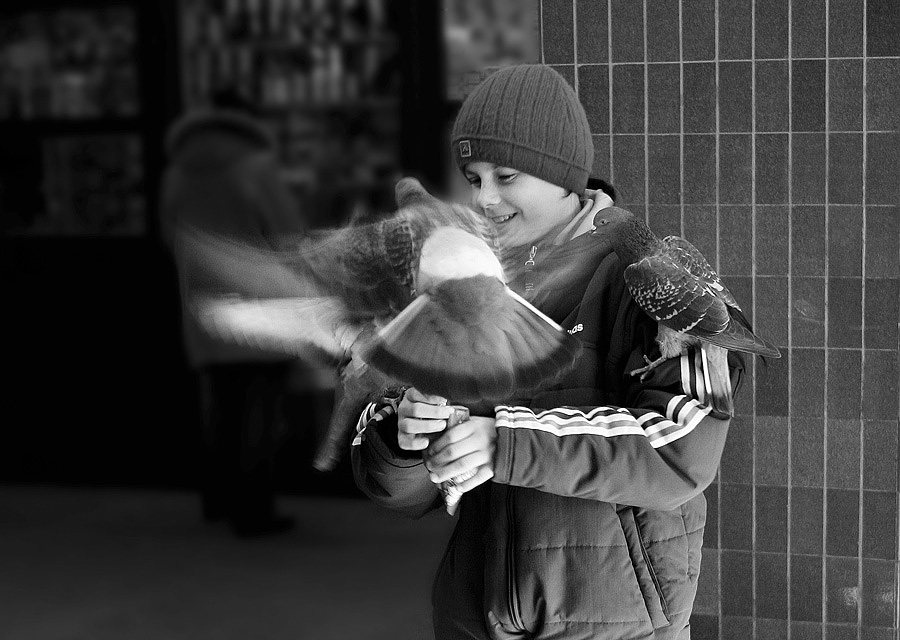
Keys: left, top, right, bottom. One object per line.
{"left": 443, "top": 0, "right": 540, "bottom": 102}
{"left": 178, "top": 0, "right": 404, "bottom": 228}
{"left": 0, "top": 6, "right": 146, "bottom": 237}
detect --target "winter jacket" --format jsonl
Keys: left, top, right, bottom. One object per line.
{"left": 351, "top": 210, "right": 743, "bottom": 640}
{"left": 159, "top": 108, "right": 307, "bottom": 368}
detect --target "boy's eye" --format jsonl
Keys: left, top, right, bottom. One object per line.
{"left": 466, "top": 177, "right": 481, "bottom": 187}
{"left": 497, "top": 173, "right": 518, "bottom": 183}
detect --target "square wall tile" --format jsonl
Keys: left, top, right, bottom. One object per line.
{"left": 791, "top": 418, "right": 826, "bottom": 488}
{"left": 827, "top": 279, "right": 863, "bottom": 348}
{"left": 756, "top": 416, "right": 788, "bottom": 485}
{"left": 862, "top": 490, "right": 898, "bottom": 560}
{"left": 863, "top": 421, "right": 899, "bottom": 492}
{"left": 684, "top": 205, "right": 717, "bottom": 265}
{"left": 865, "top": 278, "right": 900, "bottom": 350}
{"left": 579, "top": 65, "right": 609, "bottom": 134}
{"left": 719, "top": 0, "right": 753, "bottom": 60}
{"left": 756, "top": 487, "right": 788, "bottom": 552}
{"left": 755, "top": 207, "right": 789, "bottom": 274}
{"left": 756, "top": 553, "right": 788, "bottom": 618}
{"left": 755, "top": 618, "right": 788, "bottom": 640}
{"left": 611, "top": 64, "right": 643, "bottom": 134}
{"left": 542, "top": 0, "right": 574, "bottom": 63}
{"left": 866, "top": 135, "right": 900, "bottom": 206}
{"left": 791, "top": 206, "right": 826, "bottom": 276}
{"left": 755, "top": 135, "right": 789, "bottom": 204}
{"left": 755, "top": 61, "right": 790, "bottom": 132}
{"left": 863, "top": 351, "right": 900, "bottom": 422}
{"left": 611, "top": 135, "right": 644, "bottom": 205}
{"left": 829, "top": 59, "right": 863, "bottom": 132}
{"left": 647, "top": 205, "right": 681, "bottom": 238}
{"left": 720, "top": 134, "right": 753, "bottom": 205}
{"left": 829, "top": 0, "right": 864, "bottom": 57}
{"left": 792, "top": 60, "right": 826, "bottom": 133}
{"left": 609, "top": 0, "right": 643, "bottom": 63}
{"left": 791, "top": 554, "right": 824, "bottom": 621}
{"left": 723, "top": 616, "right": 754, "bottom": 638}
{"left": 791, "top": 349, "right": 826, "bottom": 418}
{"left": 550, "top": 64, "right": 575, "bottom": 88}
{"left": 704, "top": 483, "right": 719, "bottom": 548}
{"left": 683, "top": 135, "right": 716, "bottom": 204}
{"left": 719, "top": 206, "right": 753, "bottom": 275}
{"left": 826, "top": 556, "right": 860, "bottom": 623}
{"left": 827, "top": 349, "right": 862, "bottom": 418}
{"left": 828, "top": 206, "right": 863, "bottom": 277}
{"left": 757, "top": 351, "right": 789, "bottom": 416}
{"left": 682, "top": 0, "right": 715, "bottom": 61}
{"left": 791, "top": 486, "right": 824, "bottom": 555}
{"left": 825, "top": 624, "right": 860, "bottom": 640}
{"left": 690, "top": 614, "right": 719, "bottom": 640}
{"left": 866, "top": 59, "right": 900, "bottom": 132}
{"left": 694, "top": 547, "right": 719, "bottom": 615}
{"left": 576, "top": 0, "right": 608, "bottom": 64}
{"left": 864, "top": 206, "right": 900, "bottom": 277}
{"left": 756, "top": 277, "right": 788, "bottom": 347}
{"left": 719, "top": 62, "right": 753, "bottom": 133}
{"left": 647, "top": 64, "right": 680, "bottom": 133}
{"left": 755, "top": 0, "right": 789, "bottom": 59}
{"left": 722, "top": 550, "right": 753, "bottom": 616}
{"left": 861, "top": 559, "right": 897, "bottom": 627}
{"left": 647, "top": 136, "right": 680, "bottom": 204}
{"left": 791, "top": 622, "right": 824, "bottom": 640}
{"left": 791, "top": 0, "right": 826, "bottom": 58}
{"left": 825, "top": 419, "right": 862, "bottom": 490}
{"left": 867, "top": 0, "right": 900, "bottom": 57}
{"left": 721, "top": 484, "right": 753, "bottom": 550}
{"left": 646, "top": 0, "right": 679, "bottom": 62}
{"left": 828, "top": 134, "right": 863, "bottom": 205}
{"left": 591, "top": 134, "right": 611, "bottom": 181}
{"left": 683, "top": 64, "right": 716, "bottom": 133}
{"left": 791, "top": 277, "right": 826, "bottom": 347}
{"left": 826, "top": 488, "right": 860, "bottom": 557}
{"left": 792, "top": 133, "right": 827, "bottom": 204}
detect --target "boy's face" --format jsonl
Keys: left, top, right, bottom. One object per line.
{"left": 462, "top": 162, "right": 580, "bottom": 248}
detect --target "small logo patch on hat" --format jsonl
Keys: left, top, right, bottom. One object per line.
{"left": 459, "top": 140, "right": 472, "bottom": 158}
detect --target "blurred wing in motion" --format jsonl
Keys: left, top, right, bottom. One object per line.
{"left": 190, "top": 295, "right": 367, "bottom": 365}
{"left": 361, "top": 275, "right": 583, "bottom": 403}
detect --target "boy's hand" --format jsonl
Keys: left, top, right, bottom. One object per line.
{"left": 397, "top": 387, "right": 453, "bottom": 451}
{"left": 424, "top": 416, "right": 497, "bottom": 493}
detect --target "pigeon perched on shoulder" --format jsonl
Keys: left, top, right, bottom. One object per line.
{"left": 178, "top": 177, "right": 582, "bottom": 471}
{"left": 590, "top": 207, "right": 780, "bottom": 417}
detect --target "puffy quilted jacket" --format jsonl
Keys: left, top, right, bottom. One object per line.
{"left": 352, "top": 226, "right": 744, "bottom": 640}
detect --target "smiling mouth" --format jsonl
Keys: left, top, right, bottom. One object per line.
{"left": 490, "top": 212, "right": 517, "bottom": 224}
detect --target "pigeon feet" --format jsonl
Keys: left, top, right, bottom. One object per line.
{"left": 629, "top": 355, "right": 668, "bottom": 382}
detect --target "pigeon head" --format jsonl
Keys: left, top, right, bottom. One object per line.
{"left": 589, "top": 207, "right": 660, "bottom": 264}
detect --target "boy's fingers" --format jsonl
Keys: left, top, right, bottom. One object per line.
{"left": 399, "top": 417, "right": 448, "bottom": 435}
{"left": 454, "top": 465, "right": 494, "bottom": 494}
{"left": 405, "top": 388, "right": 448, "bottom": 406}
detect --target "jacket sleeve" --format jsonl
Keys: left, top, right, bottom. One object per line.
{"left": 351, "top": 400, "right": 443, "bottom": 519}
{"left": 491, "top": 271, "right": 745, "bottom": 511}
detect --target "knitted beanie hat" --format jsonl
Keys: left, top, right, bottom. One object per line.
{"left": 451, "top": 64, "right": 594, "bottom": 195}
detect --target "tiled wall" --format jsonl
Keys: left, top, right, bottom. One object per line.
{"left": 538, "top": 0, "right": 900, "bottom": 638}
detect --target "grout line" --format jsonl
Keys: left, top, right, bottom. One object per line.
{"left": 858, "top": 3, "right": 867, "bottom": 638}
{"left": 785, "top": 0, "right": 793, "bottom": 633}
{"left": 643, "top": 0, "right": 649, "bottom": 222}
{"left": 575, "top": 55, "right": 900, "bottom": 65}
{"left": 678, "top": 0, "right": 685, "bottom": 238}
{"left": 572, "top": 0, "right": 579, "bottom": 93}
{"left": 608, "top": 0, "right": 614, "bottom": 185}
{"left": 822, "top": 0, "right": 831, "bottom": 631}
{"left": 749, "top": 0, "right": 758, "bottom": 635}
{"left": 539, "top": 0, "right": 545, "bottom": 64}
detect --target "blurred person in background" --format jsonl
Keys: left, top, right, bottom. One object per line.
{"left": 159, "top": 87, "right": 306, "bottom": 538}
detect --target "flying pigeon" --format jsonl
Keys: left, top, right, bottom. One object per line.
{"left": 178, "top": 177, "right": 583, "bottom": 474}
{"left": 590, "top": 207, "right": 781, "bottom": 417}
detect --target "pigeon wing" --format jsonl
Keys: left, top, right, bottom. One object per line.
{"left": 661, "top": 235, "right": 742, "bottom": 311}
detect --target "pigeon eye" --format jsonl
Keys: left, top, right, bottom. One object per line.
{"left": 598, "top": 219, "right": 610, "bottom": 226}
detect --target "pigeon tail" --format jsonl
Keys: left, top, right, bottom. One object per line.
{"left": 703, "top": 344, "right": 735, "bottom": 417}
{"left": 361, "top": 275, "right": 582, "bottom": 403}
{"left": 701, "top": 310, "right": 782, "bottom": 358}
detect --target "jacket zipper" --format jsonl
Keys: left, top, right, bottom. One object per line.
{"left": 506, "top": 487, "right": 525, "bottom": 631}
{"left": 524, "top": 246, "right": 537, "bottom": 292}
